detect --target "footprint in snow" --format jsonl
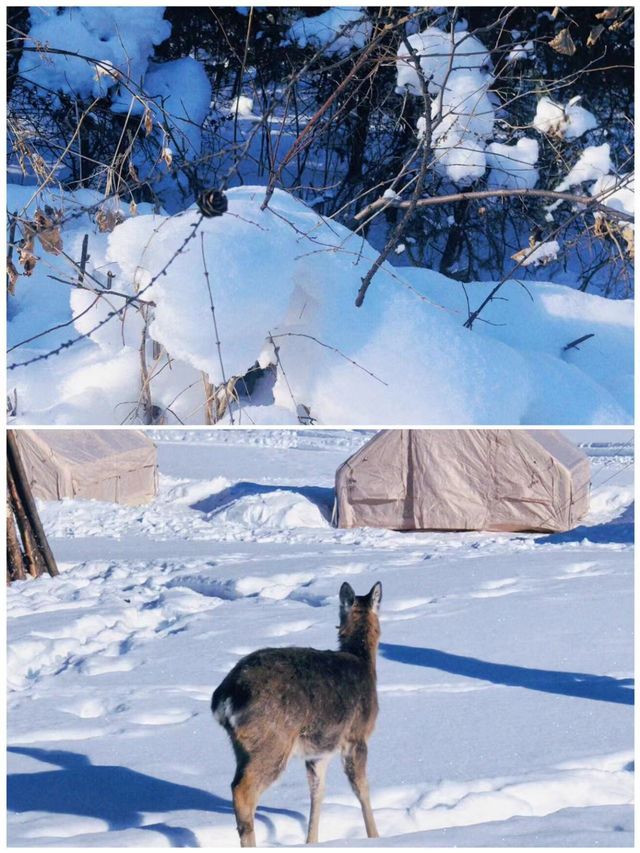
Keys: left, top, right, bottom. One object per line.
{"left": 560, "top": 561, "right": 607, "bottom": 578}
{"left": 266, "top": 620, "right": 314, "bottom": 637}
{"left": 128, "top": 709, "right": 195, "bottom": 726}
{"left": 471, "top": 577, "right": 521, "bottom": 598}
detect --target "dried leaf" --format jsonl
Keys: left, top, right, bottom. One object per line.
{"left": 38, "top": 228, "right": 62, "bottom": 255}
{"left": 128, "top": 160, "right": 140, "bottom": 183}
{"left": 18, "top": 247, "right": 37, "bottom": 276}
{"left": 511, "top": 246, "right": 531, "bottom": 264}
{"left": 129, "top": 199, "right": 138, "bottom": 216}
{"left": 144, "top": 108, "right": 153, "bottom": 136}
{"left": 549, "top": 27, "right": 576, "bottom": 55}
{"left": 622, "top": 225, "right": 634, "bottom": 259}
{"left": 31, "top": 153, "right": 47, "bottom": 178}
{"left": 33, "top": 208, "right": 63, "bottom": 255}
{"left": 7, "top": 259, "right": 19, "bottom": 294}
{"left": 610, "top": 16, "right": 628, "bottom": 31}
{"left": 595, "top": 7, "right": 620, "bottom": 21}
{"left": 161, "top": 146, "right": 173, "bottom": 168}
{"left": 587, "top": 24, "right": 605, "bottom": 46}
{"left": 593, "top": 216, "right": 609, "bottom": 239}
{"left": 18, "top": 223, "right": 37, "bottom": 275}
{"left": 551, "top": 6, "right": 561, "bottom": 18}
{"left": 95, "top": 207, "right": 125, "bottom": 233}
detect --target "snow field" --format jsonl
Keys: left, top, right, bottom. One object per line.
{"left": 7, "top": 433, "right": 634, "bottom": 846}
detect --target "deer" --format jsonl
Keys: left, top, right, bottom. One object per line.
{"left": 211, "top": 581, "right": 382, "bottom": 847}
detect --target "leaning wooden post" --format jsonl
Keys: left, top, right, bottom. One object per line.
{"left": 7, "top": 462, "right": 45, "bottom": 578}
{"left": 7, "top": 430, "right": 59, "bottom": 578}
{"left": 6, "top": 493, "right": 26, "bottom": 582}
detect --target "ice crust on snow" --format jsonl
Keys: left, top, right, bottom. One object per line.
{"left": 7, "top": 185, "right": 633, "bottom": 425}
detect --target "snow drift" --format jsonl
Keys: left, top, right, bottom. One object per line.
{"left": 7, "top": 185, "right": 633, "bottom": 425}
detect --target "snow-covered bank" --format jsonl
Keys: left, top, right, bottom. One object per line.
{"left": 7, "top": 432, "right": 634, "bottom": 846}
{"left": 8, "top": 185, "right": 633, "bottom": 425}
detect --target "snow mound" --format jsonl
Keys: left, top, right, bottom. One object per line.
{"left": 197, "top": 485, "right": 332, "bottom": 530}
{"left": 8, "top": 186, "right": 633, "bottom": 425}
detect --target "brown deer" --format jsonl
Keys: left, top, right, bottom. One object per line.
{"left": 211, "top": 581, "right": 382, "bottom": 847}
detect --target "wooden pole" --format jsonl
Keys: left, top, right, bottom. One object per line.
{"left": 7, "top": 462, "right": 45, "bottom": 577}
{"left": 7, "top": 430, "right": 59, "bottom": 578}
{"left": 7, "top": 493, "right": 26, "bottom": 582}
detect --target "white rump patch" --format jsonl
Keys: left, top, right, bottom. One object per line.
{"left": 214, "top": 697, "right": 238, "bottom": 729}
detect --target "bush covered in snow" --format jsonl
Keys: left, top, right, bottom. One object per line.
{"left": 6, "top": 6, "right": 635, "bottom": 425}
{"left": 8, "top": 6, "right": 633, "bottom": 289}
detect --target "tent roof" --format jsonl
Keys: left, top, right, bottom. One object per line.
{"left": 25, "top": 429, "right": 155, "bottom": 466}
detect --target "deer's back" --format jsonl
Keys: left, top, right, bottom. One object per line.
{"left": 212, "top": 646, "right": 377, "bottom": 755}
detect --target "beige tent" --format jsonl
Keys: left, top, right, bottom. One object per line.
{"left": 15, "top": 430, "right": 158, "bottom": 505}
{"left": 335, "top": 430, "right": 590, "bottom": 533}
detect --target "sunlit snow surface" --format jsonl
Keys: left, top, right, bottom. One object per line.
{"left": 7, "top": 430, "right": 634, "bottom": 846}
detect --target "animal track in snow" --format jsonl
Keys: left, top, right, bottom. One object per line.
{"left": 559, "top": 561, "right": 607, "bottom": 579}
{"left": 386, "top": 597, "right": 434, "bottom": 612}
{"left": 379, "top": 682, "right": 493, "bottom": 697}
{"left": 128, "top": 709, "right": 195, "bottom": 726}
{"left": 267, "top": 620, "right": 315, "bottom": 637}
{"left": 471, "top": 577, "right": 521, "bottom": 598}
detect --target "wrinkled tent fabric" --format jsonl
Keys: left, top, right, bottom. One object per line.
{"left": 335, "top": 430, "right": 590, "bottom": 533}
{"left": 15, "top": 430, "right": 158, "bottom": 505}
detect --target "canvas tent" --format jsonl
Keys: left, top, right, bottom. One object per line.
{"left": 15, "top": 430, "right": 158, "bottom": 505}
{"left": 335, "top": 430, "right": 590, "bottom": 533}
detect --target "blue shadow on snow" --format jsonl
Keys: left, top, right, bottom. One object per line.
{"left": 7, "top": 747, "right": 305, "bottom": 847}
{"left": 536, "top": 502, "right": 634, "bottom": 545}
{"left": 380, "top": 644, "right": 634, "bottom": 705}
{"left": 190, "top": 481, "right": 334, "bottom": 517}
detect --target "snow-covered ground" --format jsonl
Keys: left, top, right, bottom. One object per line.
{"left": 7, "top": 430, "right": 634, "bottom": 846}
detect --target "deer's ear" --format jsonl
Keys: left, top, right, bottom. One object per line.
{"left": 340, "top": 582, "right": 356, "bottom": 613}
{"left": 369, "top": 582, "right": 382, "bottom": 613}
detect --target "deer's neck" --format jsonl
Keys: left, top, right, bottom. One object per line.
{"left": 339, "top": 619, "right": 379, "bottom": 673}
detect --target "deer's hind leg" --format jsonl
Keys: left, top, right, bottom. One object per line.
{"left": 231, "top": 734, "right": 292, "bottom": 847}
{"left": 341, "top": 740, "right": 378, "bottom": 838}
{"left": 305, "top": 755, "right": 331, "bottom": 844}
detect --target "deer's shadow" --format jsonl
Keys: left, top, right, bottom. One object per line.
{"left": 7, "top": 746, "right": 305, "bottom": 847}
{"left": 380, "top": 644, "right": 634, "bottom": 705}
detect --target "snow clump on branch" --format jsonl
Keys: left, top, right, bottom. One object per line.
{"left": 284, "top": 7, "right": 372, "bottom": 58}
